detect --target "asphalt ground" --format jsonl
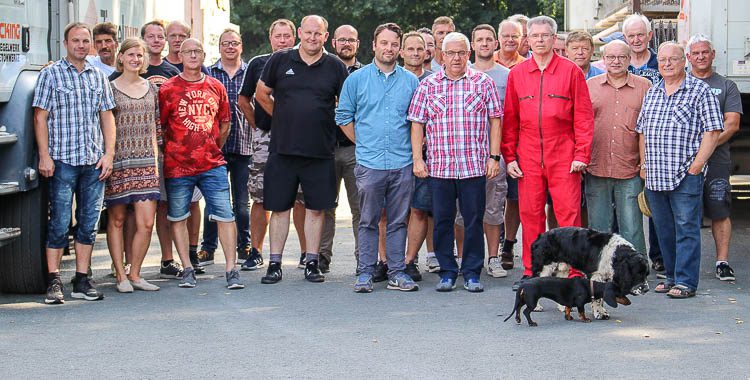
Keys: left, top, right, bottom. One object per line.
{"left": 0, "top": 198, "right": 748, "bottom": 379}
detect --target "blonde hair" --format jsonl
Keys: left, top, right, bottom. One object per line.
{"left": 116, "top": 38, "right": 148, "bottom": 74}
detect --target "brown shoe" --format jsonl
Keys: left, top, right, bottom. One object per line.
{"left": 500, "top": 250, "right": 514, "bottom": 270}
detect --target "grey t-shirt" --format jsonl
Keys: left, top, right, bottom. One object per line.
{"left": 418, "top": 69, "right": 433, "bottom": 81}
{"left": 472, "top": 63, "right": 509, "bottom": 106}
{"left": 696, "top": 72, "right": 743, "bottom": 164}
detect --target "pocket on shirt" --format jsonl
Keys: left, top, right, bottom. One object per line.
{"left": 673, "top": 104, "right": 693, "bottom": 126}
{"left": 464, "top": 93, "right": 486, "bottom": 114}
{"left": 427, "top": 94, "right": 447, "bottom": 117}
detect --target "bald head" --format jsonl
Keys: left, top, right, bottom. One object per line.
{"left": 332, "top": 24, "right": 359, "bottom": 62}
{"left": 334, "top": 25, "right": 357, "bottom": 39}
{"left": 602, "top": 39, "right": 631, "bottom": 55}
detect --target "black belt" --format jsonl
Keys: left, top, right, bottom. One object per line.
{"left": 336, "top": 140, "right": 354, "bottom": 148}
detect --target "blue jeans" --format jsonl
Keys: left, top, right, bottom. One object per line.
{"left": 354, "top": 164, "right": 413, "bottom": 278}
{"left": 645, "top": 173, "right": 704, "bottom": 291}
{"left": 165, "top": 166, "right": 234, "bottom": 223}
{"left": 201, "top": 154, "right": 251, "bottom": 252}
{"left": 430, "top": 176, "right": 486, "bottom": 280}
{"left": 47, "top": 161, "right": 104, "bottom": 248}
{"left": 585, "top": 175, "right": 646, "bottom": 254}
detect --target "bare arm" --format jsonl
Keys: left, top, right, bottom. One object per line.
{"left": 97, "top": 109, "right": 116, "bottom": 180}
{"left": 238, "top": 95, "right": 256, "bottom": 129}
{"left": 486, "top": 117, "right": 501, "bottom": 178}
{"left": 33, "top": 108, "right": 54, "bottom": 177}
{"left": 688, "top": 130, "right": 721, "bottom": 175}
{"left": 411, "top": 121, "right": 428, "bottom": 178}
{"left": 339, "top": 122, "right": 355, "bottom": 143}
{"left": 716, "top": 112, "right": 741, "bottom": 146}
{"left": 218, "top": 121, "right": 231, "bottom": 148}
{"left": 255, "top": 80, "right": 274, "bottom": 116}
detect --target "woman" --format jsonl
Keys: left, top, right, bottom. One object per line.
{"left": 105, "top": 38, "right": 161, "bottom": 292}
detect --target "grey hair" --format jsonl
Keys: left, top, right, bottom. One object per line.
{"left": 686, "top": 33, "right": 714, "bottom": 52}
{"left": 527, "top": 16, "right": 557, "bottom": 35}
{"left": 442, "top": 32, "right": 470, "bottom": 51}
{"left": 498, "top": 19, "right": 522, "bottom": 34}
{"left": 602, "top": 39, "right": 631, "bottom": 55}
{"left": 508, "top": 14, "right": 529, "bottom": 25}
{"left": 622, "top": 14, "right": 652, "bottom": 34}
{"left": 657, "top": 40, "right": 685, "bottom": 56}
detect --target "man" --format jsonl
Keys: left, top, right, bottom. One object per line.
{"left": 493, "top": 19, "right": 526, "bottom": 69}
{"left": 508, "top": 14, "right": 531, "bottom": 58}
{"left": 553, "top": 33, "right": 567, "bottom": 57}
{"left": 337, "top": 23, "right": 420, "bottom": 292}
{"left": 637, "top": 42, "right": 723, "bottom": 298}
{"left": 319, "top": 24, "right": 363, "bottom": 273}
{"left": 686, "top": 34, "right": 743, "bottom": 281}
{"left": 34, "top": 23, "right": 116, "bottom": 304}
{"left": 417, "top": 28, "right": 436, "bottom": 73}
{"left": 585, "top": 40, "right": 651, "bottom": 257}
{"left": 566, "top": 30, "right": 604, "bottom": 80}
{"left": 165, "top": 20, "right": 210, "bottom": 74}
{"left": 430, "top": 16, "right": 456, "bottom": 72}
{"left": 200, "top": 29, "right": 252, "bottom": 266}
{"left": 502, "top": 16, "right": 595, "bottom": 290}
{"left": 237, "top": 19, "right": 307, "bottom": 272}
{"left": 87, "top": 22, "right": 118, "bottom": 76}
{"left": 159, "top": 38, "right": 244, "bottom": 290}
{"left": 409, "top": 32, "right": 503, "bottom": 293}
{"left": 255, "top": 15, "right": 348, "bottom": 284}
{"left": 136, "top": 20, "right": 181, "bottom": 85}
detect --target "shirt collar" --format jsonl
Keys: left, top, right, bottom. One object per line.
{"left": 599, "top": 72, "right": 636, "bottom": 88}
{"left": 62, "top": 57, "right": 94, "bottom": 72}
{"left": 436, "top": 65, "right": 471, "bottom": 81}
{"left": 290, "top": 49, "right": 327, "bottom": 66}
{"left": 527, "top": 51, "right": 560, "bottom": 74}
{"left": 209, "top": 59, "right": 247, "bottom": 73}
{"left": 656, "top": 73, "right": 690, "bottom": 93}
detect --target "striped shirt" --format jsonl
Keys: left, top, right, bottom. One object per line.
{"left": 32, "top": 58, "right": 116, "bottom": 166}
{"left": 407, "top": 67, "right": 503, "bottom": 179}
{"left": 209, "top": 59, "right": 251, "bottom": 156}
{"left": 636, "top": 74, "right": 724, "bottom": 191}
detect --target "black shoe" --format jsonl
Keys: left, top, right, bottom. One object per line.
{"left": 261, "top": 262, "right": 282, "bottom": 284}
{"left": 45, "top": 278, "right": 64, "bottom": 305}
{"left": 237, "top": 245, "right": 251, "bottom": 263}
{"left": 319, "top": 256, "right": 331, "bottom": 274}
{"left": 512, "top": 275, "right": 531, "bottom": 292}
{"left": 304, "top": 260, "right": 325, "bottom": 283}
{"left": 241, "top": 247, "right": 264, "bottom": 271}
{"left": 71, "top": 277, "right": 104, "bottom": 301}
{"left": 160, "top": 260, "right": 184, "bottom": 279}
{"left": 372, "top": 261, "right": 388, "bottom": 283}
{"left": 197, "top": 250, "right": 214, "bottom": 266}
{"left": 189, "top": 250, "right": 206, "bottom": 274}
{"left": 651, "top": 259, "right": 665, "bottom": 272}
{"left": 297, "top": 253, "right": 306, "bottom": 269}
{"left": 404, "top": 262, "right": 423, "bottom": 282}
{"left": 716, "top": 263, "right": 735, "bottom": 281}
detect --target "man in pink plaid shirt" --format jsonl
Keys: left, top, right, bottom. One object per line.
{"left": 407, "top": 32, "right": 503, "bottom": 293}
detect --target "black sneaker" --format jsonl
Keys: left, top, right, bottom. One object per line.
{"left": 297, "top": 253, "right": 306, "bottom": 269}
{"left": 512, "top": 275, "right": 531, "bottom": 292}
{"left": 304, "top": 260, "right": 325, "bottom": 283}
{"left": 404, "top": 262, "right": 423, "bottom": 282}
{"left": 241, "top": 247, "right": 264, "bottom": 271}
{"left": 71, "top": 277, "right": 104, "bottom": 301}
{"left": 197, "top": 250, "right": 214, "bottom": 266}
{"left": 45, "top": 278, "right": 64, "bottom": 305}
{"left": 261, "top": 262, "right": 283, "bottom": 284}
{"left": 189, "top": 250, "right": 206, "bottom": 274}
{"left": 160, "top": 260, "right": 184, "bottom": 279}
{"left": 319, "top": 256, "right": 331, "bottom": 274}
{"left": 372, "top": 261, "right": 388, "bottom": 283}
{"left": 652, "top": 259, "right": 666, "bottom": 279}
{"left": 237, "top": 245, "right": 251, "bottom": 263}
{"left": 716, "top": 263, "right": 735, "bottom": 281}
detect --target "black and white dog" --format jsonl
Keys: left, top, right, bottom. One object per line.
{"left": 531, "top": 227, "right": 650, "bottom": 320}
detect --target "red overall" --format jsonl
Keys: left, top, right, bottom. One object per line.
{"left": 501, "top": 53, "right": 594, "bottom": 277}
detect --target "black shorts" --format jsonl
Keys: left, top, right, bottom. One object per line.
{"left": 703, "top": 162, "right": 731, "bottom": 220}
{"left": 263, "top": 153, "right": 336, "bottom": 211}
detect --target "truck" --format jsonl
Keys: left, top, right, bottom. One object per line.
{"left": 0, "top": 0, "right": 232, "bottom": 294}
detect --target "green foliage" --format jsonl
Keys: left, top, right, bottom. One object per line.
{"left": 231, "top": 0, "right": 564, "bottom": 62}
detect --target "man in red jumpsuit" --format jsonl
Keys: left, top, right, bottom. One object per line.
{"left": 501, "top": 15, "right": 594, "bottom": 290}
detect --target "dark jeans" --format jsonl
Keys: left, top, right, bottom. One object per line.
{"left": 430, "top": 176, "right": 486, "bottom": 280}
{"left": 201, "top": 154, "right": 251, "bottom": 252}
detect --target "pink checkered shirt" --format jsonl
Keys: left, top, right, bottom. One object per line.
{"left": 407, "top": 67, "right": 503, "bottom": 179}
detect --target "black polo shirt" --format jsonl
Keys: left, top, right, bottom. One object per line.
{"left": 260, "top": 48, "right": 348, "bottom": 159}
{"left": 239, "top": 53, "right": 272, "bottom": 131}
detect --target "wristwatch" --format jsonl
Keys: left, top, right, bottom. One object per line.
{"left": 489, "top": 154, "right": 501, "bottom": 162}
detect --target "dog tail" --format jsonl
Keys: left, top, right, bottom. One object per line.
{"left": 504, "top": 289, "right": 523, "bottom": 322}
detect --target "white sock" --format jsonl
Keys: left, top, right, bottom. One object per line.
{"left": 426, "top": 252, "right": 436, "bottom": 258}
{"left": 716, "top": 260, "right": 728, "bottom": 267}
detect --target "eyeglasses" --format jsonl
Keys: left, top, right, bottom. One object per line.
{"left": 220, "top": 41, "right": 241, "bottom": 47}
{"left": 657, "top": 56, "right": 684, "bottom": 64}
{"left": 604, "top": 55, "right": 629, "bottom": 62}
{"left": 335, "top": 38, "right": 358, "bottom": 45}
{"left": 529, "top": 33, "right": 553, "bottom": 40}
{"left": 443, "top": 50, "right": 468, "bottom": 58}
{"left": 180, "top": 49, "right": 204, "bottom": 56}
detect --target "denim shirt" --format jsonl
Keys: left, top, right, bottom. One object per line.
{"left": 335, "top": 63, "right": 419, "bottom": 170}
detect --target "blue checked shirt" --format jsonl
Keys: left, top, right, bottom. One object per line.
{"left": 636, "top": 75, "right": 723, "bottom": 191}
{"left": 209, "top": 60, "right": 251, "bottom": 155}
{"left": 32, "top": 58, "right": 116, "bottom": 166}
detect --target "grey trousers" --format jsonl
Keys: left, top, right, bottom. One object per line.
{"left": 319, "top": 145, "right": 360, "bottom": 264}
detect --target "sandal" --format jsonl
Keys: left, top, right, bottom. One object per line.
{"left": 654, "top": 282, "right": 674, "bottom": 293}
{"left": 667, "top": 284, "right": 696, "bottom": 299}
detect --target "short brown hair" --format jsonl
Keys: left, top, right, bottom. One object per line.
{"left": 140, "top": 20, "right": 165, "bottom": 38}
{"left": 219, "top": 28, "right": 240, "bottom": 43}
{"left": 64, "top": 22, "right": 91, "bottom": 41}
{"left": 401, "top": 31, "right": 424, "bottom": 47}
{"left": 115, "top": 37, "right": 148, "bottom": 74}
{"left": 373, "top": 23, "right": 402, "bottom": 42}
{"left": 471, "top": 24, "right": 496, "bottom": 40}
{"left": 432, "top": 16, "right": 455, "bottom": 30}
{"left": 269, "top": 18, "right": 295, "bottom": 37}
{"left": 565, "top": 30, "right": 593, "bottom": 48}
{"left": 93, "top": 22, "right": 117, "bottom": 40}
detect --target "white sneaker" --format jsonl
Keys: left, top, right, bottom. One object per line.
{"left": 116, "top": 279, "right": 134, "bottom": 293}
{"left": 131, "top": 278, "right": 160, "bottom": 291}
{"left": 426, "top": 255, "right": 440, "bottom": 273}
{"left": 487, "top": 257, "right": 508, "bottom": 278}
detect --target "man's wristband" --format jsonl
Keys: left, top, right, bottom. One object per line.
{"left": 489, "top": 154, "right": 501, "bottom": 162}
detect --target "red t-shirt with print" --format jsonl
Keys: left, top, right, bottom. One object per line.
{"left": 159, "top": 75, "right": 230, "bottom": 178}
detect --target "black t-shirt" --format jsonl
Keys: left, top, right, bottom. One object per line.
{"left": 108, "top": 60, "right": 180, "bottom": 87}
{"left": 239, "top": 53, "right": 273, "bottom": 131}
{"left": 165, "top": 58, "right": 210, "bottom": 74}
{"left": 260, "top": 48, "right": 348, "bottom": 158}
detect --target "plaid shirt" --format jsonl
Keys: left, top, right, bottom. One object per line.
{"left": 407, "top": 67, "right": 502, "bottom": 179}
{"left": 209, "top": 59, "right": 250, "bottom": 155}
{"left": 636, "top": 75, "right": 723, "bottom": 191}
{"left": 32, "top": 58, "right": 116, "bottom": 166}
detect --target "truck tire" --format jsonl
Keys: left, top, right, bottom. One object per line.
{"left": 0, "top": 182, "right": 48, "bottom": 294}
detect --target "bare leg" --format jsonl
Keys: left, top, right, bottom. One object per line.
{"left": 455, "top": 224, "right": 464, "bottom": 259}
{"left": 269, "top": 209, "right": 291, "bottom": 256}
{"left": 250, "top": 202, "right": 270, "bottom": 251}
{"left": 378, "top": 210, "right": 387, "bottom": 262}
{"left": 504, "top": 200, "right": 520, "bottom": 241}
{"left": 217, "top": 220, "right": 238, "bottom": 272}
{"left": 106, "top": 204, "right": 128, "bottom": 282}
{"left": 293, "top": 202, "right": 307, "bottom": 253}
{"left": 156, "top": 201, "right": 173, "bottom": 261}
{"left": 485, "top": 222, "right": 501, "bottom": 258}
{"left": 128, "top": 200, "right": 157, "bottom": 281}
{"left": 187, "top": 201, "right": 201, "bottom": 247}
{"left": 546, "top": 204, "right": 558, "bottom": 230}
{"left": 74, "top": 242, "right": 95, "bottom": 276}
{"left": 170, "top": 219, "right": 192, "bottom": 269}
{"left": 426, "top": 217, "right": 435, "bottom": 252}
{"left": 304, "top": 209, "right": 324, "bottom": 255}
{"left": 46, "top": 248, "right": 64, "bottom": 273}
{"left": 406, "top": 208, "right": 428, "bottom": 263}
{"left": 712, "top": 217, "right": 732, "bottom": 262}
{"left": 123, "top": 208, "right": 136, "bottom": 265}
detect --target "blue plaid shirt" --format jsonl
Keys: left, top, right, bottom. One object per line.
{"left": 209, "top": 59, "right": 250, "bottom": 155}
{"left": 32, "top": 58, "right": 116, "bottom": 166}
{"left": 636, "top": 75, "right": 723, "bottom": 191}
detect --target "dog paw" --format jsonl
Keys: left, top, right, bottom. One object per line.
{"left": 533, "top": 304, "right": 544, "bottom": 312}
{"left": 565, "top": 314, "right": 573, "bottom": 321}
{"left": 529, "top": 322, "right": 538, "bottom": 327}
{"left": 593, "top": 310, "right": 610, "bottom": 320}
{"left": 557, "top": 304, "right": 567, "bottom": 313}
{"left": 582, "top": 317, "right": 592, "bottom": 323}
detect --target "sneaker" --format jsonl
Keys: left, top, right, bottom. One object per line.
{"left": 512, "top": 275, "right": 531, "bottom": 292}
{"left": 197, "top": 250, "right": 214, "bottom": 266}
{"left": 387, "top": 273, "right": 419, "bottom": 291}
{"left": 297, "top": 253, "right": 306, "bottom": 269}
{"left": 354, "top": 273, "right": 373, "bottom": 293}
{"left": 116, "top": 279, "right": 134, "bottom": 293}
{"left": 463, "top": 278, "right": 484, "bottom": 293}
{"left": 436, "top": 276, "right": 456, "bottom": 292}
{"left": 304, "top": 260, "right": 325, "bottom": 283}
{"left": 372, "top": 261, "right": 388, "bottom": 283}
{"left": 426, "top": 255, "right": 440, "bottom": 273}
{"left": 189, "top": 251, "right": 206, "bottom": 274}
{"left": 404, "top": 262, "right": 423, "bottom": 282}
{"left": 71, "top": 277, "right": 104, "bottom": 301}
{"left": 487, "top": 257, "right": 508, "bottom": 278}
{"left": 716, "top": 263, "right": 735, "bottom": 281}
{"left": 241, "top": 247, "right": 265, "bottom": 271}
{"left": 160, "top": 260, "right": 184, "bottom": 279}
{"left": 500, "top": 250, "right": 514, "bottom": 270}
{"left": 131, "top": 278, "right": 160, "bottom": 291}
{"left": 178, "top": 267, "right": 197, "bottom": 288}
{"left": 45, "top": 278, "right": 64, "bottom": 304}
{"left": 319, "top": 256, "right": 331, "bottom": 274}
{"left": 261, "top": 262, "right": 283, "bottom": 284}
{"left": 237, "top": 245, "right": 251, "bottom": 263}
{"left": 226, "top": 269, "right": 245, "bottom": 289}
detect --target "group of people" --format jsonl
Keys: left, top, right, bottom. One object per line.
{"left": 35, "top": 11, "right": 742, "bottom": 305}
